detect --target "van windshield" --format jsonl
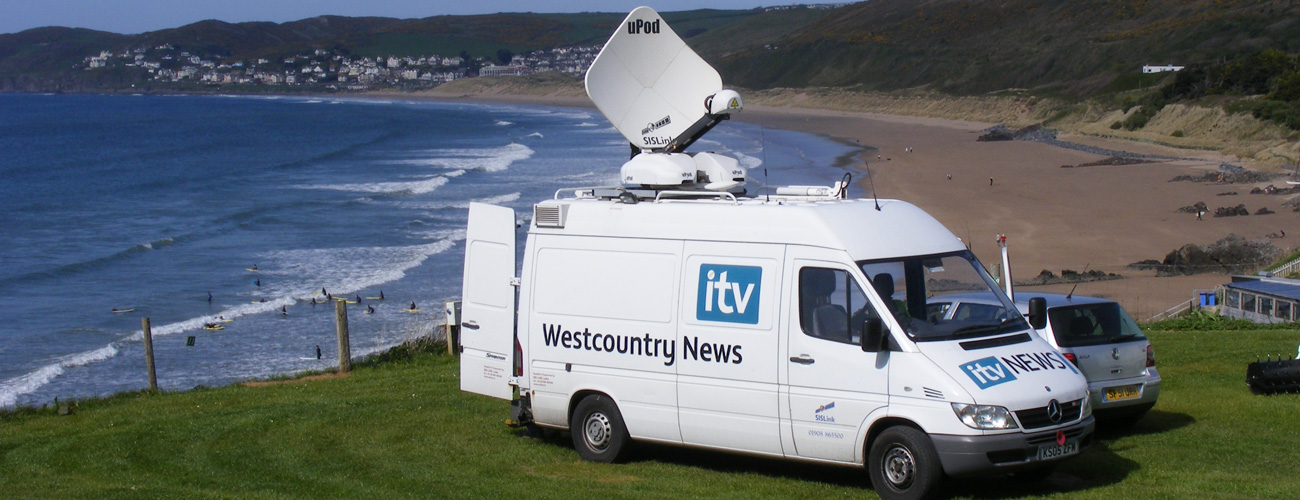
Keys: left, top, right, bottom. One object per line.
{"left": 1047, "top": 303, "right": 1146, "bottom": 347}
{"left": 858, "top": 251, "right": 1027, "bottom": 342}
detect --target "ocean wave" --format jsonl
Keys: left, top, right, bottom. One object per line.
{"left": 526, "top": 132, "right": 544, "bottom": 138}
{"left": 0, "top": 345, "right": 118, "bottom": 408}
{"left": 576, "top": 122, "right": 599, "bottom": 127}
{"left": 382, "top": 143, "right": 533, "bottom": 172}
{"left": 0, "top": 235, "right": 186, "bottom": 286}
{"left": 398, "top": 192, "right": 522, "bottom": 211}
{"left": 0, "top": 236, "right": 463, "bottom": 408}
{"left": 734, "top": 151, "right": 763, "bottom": 170}
{"left": 298, "top": 175, "right": 450, "bottom": 195}
{"left": 494, "top": 120, "right": 514, "bottom": 126}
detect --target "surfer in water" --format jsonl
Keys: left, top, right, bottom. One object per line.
{"left": 379, "top": 291, "right": 385, "bottom": 300}
{"left": 355, "top": 294, "right": 362, "bottom": 303}
{"left": 254, "top": 278, "right": 261, "bottom": 287}
{"left": 316, "top": 345, "right": 322, "bottom": 360}
{"left": 367, "top": 305, "right": 375, "bottom": 314}
{"left": 207, "top": 291, "right": 213, "bottom": 303}
{"left": 409, "top": 301, "right": 417, "bottom": 310}
{"left": 280, "top": 305, "right": 288, "bottom": 315}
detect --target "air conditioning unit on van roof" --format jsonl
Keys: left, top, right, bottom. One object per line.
{"left": 534, "top": 203, "right": 569, "bottom": 228}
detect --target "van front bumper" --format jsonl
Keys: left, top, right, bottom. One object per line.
{"left": 930, "top": 416, "right": 1095, "bottom": 477}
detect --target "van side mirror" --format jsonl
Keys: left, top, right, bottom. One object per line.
{"left": 1028, "top": 297, "right": 1047, "bottom": 330}
{"left": 860, "top": 317, "right": 885, "bottom": 352}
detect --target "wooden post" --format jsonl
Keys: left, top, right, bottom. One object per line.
{"left": 141, "top": 318, "right": 158, "bottom": 392}
{"left": 335, "top": 299, "right": 351, "bottom": 373}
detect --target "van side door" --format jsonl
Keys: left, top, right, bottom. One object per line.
{"left": 784, "top": 253, "right": 889, "bottom": 463}
{"left": 676, "top": 242, "right": 785, "bottom": 456}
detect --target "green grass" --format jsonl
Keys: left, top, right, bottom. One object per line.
{"left": 2, "top": 330, "right": 1298, "bottom": 499}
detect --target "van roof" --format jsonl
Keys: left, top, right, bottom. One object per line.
{"left": 533, "top": 196, "right": 965, "bottom": 261}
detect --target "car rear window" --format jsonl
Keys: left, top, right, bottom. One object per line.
{"left": 1047, "top": 302, "right": 1146, "bottom": 347}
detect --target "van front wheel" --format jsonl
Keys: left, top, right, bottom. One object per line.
{"left": 868, "top": 426, "right": 943, "bottom": 500}
{"left": 570, "top": 395, "right": 630, "bottom": 463}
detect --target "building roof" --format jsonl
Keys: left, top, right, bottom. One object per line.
{"left": 1226, "top": 279, "right": 1300, "bottom": 301}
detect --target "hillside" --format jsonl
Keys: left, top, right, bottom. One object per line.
{"left": 716, "top": 0, "right": 1300, "bottom": 97}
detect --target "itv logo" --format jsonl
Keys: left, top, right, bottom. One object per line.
{"left": 697, "top": 264, "right": 761, "bottom": 324}
{"left": 961, "top": 356, "right": 1018, "bottom": 390}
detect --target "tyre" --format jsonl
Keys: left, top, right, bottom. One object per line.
{"left": 570, "top": 394, "right": 631, "bottom": 463}
{"left": 868, "top": 426, "right": 944, "bottom": 500}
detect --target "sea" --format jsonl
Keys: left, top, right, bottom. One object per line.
{"left": 0, "top": 92, "right": 864, "bottom": 409}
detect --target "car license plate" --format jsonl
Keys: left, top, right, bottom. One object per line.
{"left": 1037, "top": 440, "right": 1079, "bottom": 461}
{"left": 1103, "top": 384, "right": 1141, "bottom": 402}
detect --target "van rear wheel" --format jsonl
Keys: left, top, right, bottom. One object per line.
{"left": 571, "top": 395, "right": 630, "bottom": 463}
{"left": 868, "top": 426, "right": 943, "bottom": 500}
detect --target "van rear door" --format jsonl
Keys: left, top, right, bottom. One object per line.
{"left": 460, "top": 202, "right": 517, "bottom": 400}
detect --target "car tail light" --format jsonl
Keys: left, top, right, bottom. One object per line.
{"left": 1063, "top": 352, "right": 1078, "bottom": 366}
{"left": 1146, "top": 344, "right": 1156, "bottom": 368}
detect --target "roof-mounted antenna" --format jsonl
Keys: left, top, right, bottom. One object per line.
{"left": 864, "top": 161, "right": 881, "bottom": 211}
{"left": 762, "top": 126, "right": 769, "bottom": 202}
{"left": 838, "top": 172, "right": 852, "bottom": 199}
{"left": 1066, "top": 263, "right": 1090, "bottom": 299}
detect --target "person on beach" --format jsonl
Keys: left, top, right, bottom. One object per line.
{"left": 1197, "top": 209, "right": 1203, "bottom": 221}
{"left": 989, "top": 177, "right": 994, "bottom": 186}
{"left": 947, "top": 174, "right": 951, "bottom": 181}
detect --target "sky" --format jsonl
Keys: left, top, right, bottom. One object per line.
{"left": 3, "top": 1, "right": 788, "bottom": 35}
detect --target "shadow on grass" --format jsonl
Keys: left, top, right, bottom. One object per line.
{"left": 520, "top": 419, "right": 1171, "bottom": 499}
{"left": 1095, "top": 409, "right": 1195, "bottom": 440}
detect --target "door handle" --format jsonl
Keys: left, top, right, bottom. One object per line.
{"left": 789, "top": 355, "right": 815, "bottom": 365}
{"left": 461, "top": 321, "right": 480, "bottom": 330}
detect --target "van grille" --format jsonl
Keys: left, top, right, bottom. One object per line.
{"left": 534, "top": 204, "right": 567, "bottom": 228}
{"left": 1014, "top": 398, "right": 1082, "bottom": 430}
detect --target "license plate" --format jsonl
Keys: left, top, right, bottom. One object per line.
{"left": 1037, "top": 440, "right": 1079, "bottom": 461}
{"left": 1103, "top": 384, "right": 1141, "bottom": 402}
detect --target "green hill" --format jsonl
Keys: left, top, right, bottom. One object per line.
{"left": 716, "top": 0, "right": 1300, "bottom": 97}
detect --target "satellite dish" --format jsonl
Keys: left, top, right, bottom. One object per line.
{"left": 586, "top": 6, "right": 743, "bottom": 154}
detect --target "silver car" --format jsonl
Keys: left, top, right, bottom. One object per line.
{"left": 927, "top": 292, "right": 1160, "bottom": 423}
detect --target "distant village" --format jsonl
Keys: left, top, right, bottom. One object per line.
{"left": 80, "top": 43, "right": 600, "bottom": 91}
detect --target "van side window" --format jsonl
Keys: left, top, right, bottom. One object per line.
{"left": 799, "top": 267, "right": 873, "bottom": 343}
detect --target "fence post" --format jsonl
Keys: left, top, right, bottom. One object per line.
{"left": 335, "top": 299, "right": 352, "bottom": 373}
{"left": 142, "top": 317, "right": 158, "bottom": 392}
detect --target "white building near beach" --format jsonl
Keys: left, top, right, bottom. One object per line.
{"left": 1143, "top": 64, "right": 1184, "bottom": 74}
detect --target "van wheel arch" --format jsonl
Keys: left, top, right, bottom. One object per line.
{"left": 864, "top": 419, "right": 944, "bottom": 500}
{"left": 568, "top": 392, "right": 631, "bottom": 463}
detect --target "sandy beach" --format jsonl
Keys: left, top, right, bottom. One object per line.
{"left": 385, "top": 88, "right": 1297, "bottom": 319}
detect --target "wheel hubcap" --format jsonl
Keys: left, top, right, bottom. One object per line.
{"left": 883, "top": 445, "right": 916, "bottom": 488}
{"left": 583, "top": 413, "right": 612, "bottom": 451}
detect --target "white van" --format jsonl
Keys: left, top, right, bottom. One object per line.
{"left": 460, "top": 191, "right": 1095, "bottom": 499}
{"left": 458, "top": 7, "right": 1094, "bottom": 500}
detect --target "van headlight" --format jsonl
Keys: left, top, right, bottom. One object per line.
{"left": 951, "top": 403, "right": 1019, "bottom": 430}
{"left": 1081, "top": 396, "right": 1092, "bottom": 418}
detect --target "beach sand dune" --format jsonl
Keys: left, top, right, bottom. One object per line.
{"left": 739, "top": 106, "right": 1295, "bottom": 319}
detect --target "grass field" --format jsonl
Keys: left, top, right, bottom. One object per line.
{"left": 2, "top": 330, "right": 1298, "bottom": 499}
